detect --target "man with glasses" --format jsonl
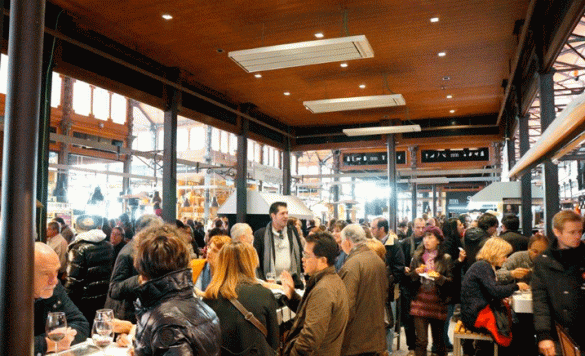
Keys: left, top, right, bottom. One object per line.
{"left": 281, "top": 232, "right": 349, "bottom": 355}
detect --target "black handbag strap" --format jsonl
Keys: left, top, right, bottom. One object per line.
{"left": 229, "top": 298, "right": 268, "bottom": 338}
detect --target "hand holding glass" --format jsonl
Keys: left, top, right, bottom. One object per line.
{"left": 46, "top": 312, "right": 67, "bottom": 354}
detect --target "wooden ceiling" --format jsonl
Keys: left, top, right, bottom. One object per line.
{"left": 49, "top": 0, "right": 529, "bottom": 143}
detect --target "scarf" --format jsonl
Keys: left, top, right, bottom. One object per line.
{"left": 422, "top": 249, "right": 438, "bottom": 272}
{"left": 262, "top": 222, "right": 301, "bottom": 278}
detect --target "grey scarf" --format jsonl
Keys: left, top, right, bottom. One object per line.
{"left": 262, "top": 222, "right": 301, "bottom": 278}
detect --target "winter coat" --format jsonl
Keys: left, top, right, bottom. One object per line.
{"left": 339, "top": 244, "right": 388, "bottom": 356}
{"left": 34, "top": 283, "right": 89, "bottom": 356}
{"left": 532, "top": 241, "right": 585, "bottom": 350}
{"left": 462, "top": 227, "right": 489, "bottom": 273}
{"left": 406, "top": 245, "right": 454, "bottom": 304}
{"left": 65, "top": 229, "right": 113, "bottom": 324}
{"left": 284, "top": 266, "right": 349, "bottom": 356}
{"left": 499, "top": 231, "right": 529, "bottom": 252}
{"left": 104, "top": 240, "right": 139, "bottom": 323}
{"left": 460, "top": 260, "right": 518, "bottom": 331}
{"left": 134, "top": 269, "right": 221, "bottom": 356}
{"left": 204, "top": 283, "right": 279, "bottom": 355}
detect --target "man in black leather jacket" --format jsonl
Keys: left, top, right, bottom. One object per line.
{"left": 133, "top": 224, "right": 221, "bottom": 355}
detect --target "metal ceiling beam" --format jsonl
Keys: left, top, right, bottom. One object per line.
{"left": 295, "top": 176, "right": 500, "bottom": 187}
{"left": 294, "top": 168, "right": 501, "bottom": 179}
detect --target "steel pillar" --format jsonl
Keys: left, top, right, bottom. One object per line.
{"left": 519, "top": 114, "right": 533, "bottom": 236}
{"left": 432, "top": 185, "right": 437, "bottom": 218}
{"left": 387, "top": 134, "right": 397, "bottom": 231}
{"left": 0, "top": 0, "right": 46, "bottom": 354}
{"left": 282, "top": 138, "right": 291, "bottom": 196}
{"left": 162, "top": 78, "right": 181, "bottom": 223}
{"left": 411, "top": 183, "right": 418, "bottom": 222}
{"left": 332, "top": 150, "right": 340, "bottom": 220}
{"left": 204, "top": 126, "right": 212, "bottom": 222}
{"left": 539, "top": 71, "right": 559, "bottom": 238}
{"left": 236, "top": 118, "right": 249, "bottom": 223}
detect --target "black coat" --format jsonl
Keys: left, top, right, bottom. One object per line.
{"left": 34, "top": 283, "right": 89, "bottom": 356}
{"left": 134, "top": 269, "right": 221, "bottom": 356}
{"left": 253, "top": 224, "right": 303, "bottom": 280}
{"left": 460, "top": 260, "right": 518, "bottom": 331}
{"left": 204, "top": 283, "right": 280, "bottom": 354}
{"left": 65, "top": 233, "right": 113, "bottom": 324}
{"left": 499, "top": 231, "right": 529, "bottom": 252}
{"left": 532, "top": 241, "right": 585, "bottom": 349}
{"left": 462, "top": 227, "right": 489, "bottom": 273}
{"left": 105, "top": 240, "right": 139, "bottom": 323}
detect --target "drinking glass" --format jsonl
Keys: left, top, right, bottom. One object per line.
{"left": 46, "top": 312, "right": 67, "bottom": 354}
{"left": 91, "top": 319, "right": 114, "bottom": 355}
{"left": 95, "top": 309, "right": 114, "bottom": 322}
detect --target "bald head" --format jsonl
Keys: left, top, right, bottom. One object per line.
{"left": 34, "top": 242, "right": 60, "bottom": 299}
{"left": 231, "top": 223, "right": 254, "bottom": 244}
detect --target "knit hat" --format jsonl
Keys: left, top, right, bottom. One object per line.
{"left": 423, "top": 225, "right": 444, "bottom": 242}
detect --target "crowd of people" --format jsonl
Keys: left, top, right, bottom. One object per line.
{"left": 34, "top": 204, "right": 584, "bottom": 356}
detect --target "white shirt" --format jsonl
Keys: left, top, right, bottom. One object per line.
{"left": 272, "top": 226, "right": 291, "bottom": 278}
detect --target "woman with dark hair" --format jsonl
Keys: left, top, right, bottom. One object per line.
{"left": 133, "top": 224, "right": 221, "bottom": 355}
{"left": 406, "top": 226, "right": 454, "bottom": 356}
{"left": 440, "top": 218, "right": 466, "bottom": 351}
{"left": 204, "top": 242, "right": 279, "bottom": 355}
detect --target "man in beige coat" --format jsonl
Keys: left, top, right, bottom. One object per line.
{"left": 339, "top": 224, "right": 388, "bottom": 356}
{"left": 281, "top": 231, "right": 349, "bottom": 356}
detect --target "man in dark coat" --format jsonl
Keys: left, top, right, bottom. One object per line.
{"left": 462, "top": 213, "right": 497, "bottom": 273}
{"left": 499, "top": 214, "right": 529, "bottom": 252}
{"left": 253, "top": 202, "right": 303, "bottom": 281}
{"left": 34, "top": 242, "right": 89, "bottom": 356}
{"left": 532, "top": 210, "right": 585, "bottom": 356}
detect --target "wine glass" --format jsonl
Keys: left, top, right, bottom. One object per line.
{"left": 95, "top": 309, "right": 114, "bottom": 322}
{"left": 46, "top": 312, "right": 67, "bottom": 354}
{"left": 91, "top": 319, "right": 113, "bottom": 355}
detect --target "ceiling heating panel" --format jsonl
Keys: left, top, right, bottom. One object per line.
{"left": 228, "top": 35, "right": 374, "bottom": 73}
{"left": 304, "top": 94, "right": 405, "bottom": 113}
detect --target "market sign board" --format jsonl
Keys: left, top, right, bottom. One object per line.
{"left": 421, "top": 147, "right": 489, "bottom": 163}
{"left": 343, "top": 151, "right": 406, "bottom": 166}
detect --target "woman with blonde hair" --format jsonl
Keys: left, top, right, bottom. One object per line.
{"left": 203, "top": 242, "right": 279, "bottom": 355}
{"left": 461, "top": 237, "right": 529, "bottom": 355}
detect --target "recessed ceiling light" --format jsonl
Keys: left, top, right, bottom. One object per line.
{"left": 450, "top": 109, "right": 455, "bottom": 113}
{"left": 438, "top": 52, "right": 446, "bottom": 57}
{"left": 430, "top": 17, "right": 439, "bottom": 23}
{"left": 284, "top": 92, "right": 291, "bottom": 96}
{"left": 446, "top": 95, "right": 453, "bottom": 99}
{"left": 314, "top": 32, "right": 324, "bottom": 38}
{"left": 254, "top": 74, "right": 262, "bottom": 78}
{"left": 359, "top": 84, "right": 366, "bottom": 89}
{"left": 162, "top": 14, "right": 173, "bottom": 20}
{"left": 442, "top": 76, "right": 451, "bottom": 81}
{"left": 340, "top": 63, "right": 348, "bottom": 68}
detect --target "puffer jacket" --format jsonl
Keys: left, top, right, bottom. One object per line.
{"left": 134, "top": 269, "right": 221, "bottom": 356}
{"left": 65, "top": 229, "right": 113, "bottom": 323}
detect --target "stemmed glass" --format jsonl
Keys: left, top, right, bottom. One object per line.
{"left": 46, "top": 312, "right": 67, "bottom": 354}
{"left": 95, "top": 309, "right": 114, "bottom": 323}
{"left": 91, "top": 318, "right": 114, "bottom": 355}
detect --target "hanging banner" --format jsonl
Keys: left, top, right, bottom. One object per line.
{"left": 421, "top": 147, "right": 489, "bottom": 163}
{"left": 342, "top": 151, "right": 406, "bottom": 166}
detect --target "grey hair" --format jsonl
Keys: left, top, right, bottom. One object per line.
{"left": 341, "top": 224, "right": 367, "bottom": 245}
{"left": 230, "top": 223, "right": 252, "bottom": 242}
{"left": 135, "top": 214, "right": 163, "bottom": 233}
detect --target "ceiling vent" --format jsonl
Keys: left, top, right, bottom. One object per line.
{"left": 304, "top": 94, "right": 405, "bottom": 113}
{"left": 228, "top": 35, "right": 374, "bottom": 73}
{"left": 343, "top": 124, "right": 421, "bottom": 136}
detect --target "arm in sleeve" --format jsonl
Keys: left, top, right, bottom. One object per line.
{"left": 478, "top": 263, "right": 518, "bottom": 300}
{"left": 339, "top": 265, "right": 360, "bottom": 323}
{"left": 495, "top": 261, "right": 514, "bottom": 284}
{"left": 108, "top": 253, "right": 140, "bottom": 301}
{"left": 151, "top": 326, "right": 195, "bottom": 356}
{"left": 290, "top": 288, "right": 333, "bottom": 356}
{"left": 264, "top": 290, "right": 280, "bottom": 350}
{"left": 64, "top": 246, "right": 86, "bottom": 300}
{"left": 386, "top": 244, "right": 405, "bottom": 286}
{"left": 60, "top": 286, "right": 90, "bottom": 345}
{"left": 34, "top": 335, "right": 48, "bottom": 356}
{"left": 531, "top": 262, "right": 554, "bottom": 342}
{"left": 253, "top": 230, "right": 266, "bottom": 280}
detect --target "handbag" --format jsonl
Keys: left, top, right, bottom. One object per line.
{"left": 221, "top": 298, "right": 276, "bottom": 356}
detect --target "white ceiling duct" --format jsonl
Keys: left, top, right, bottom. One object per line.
{"left": 304, "top": 94, "right": 405, "bottom": 114}
{"left": 343, "top": 124, "right": 420, "bottom": 136}
{"left": 228, "top": 35, "right": 374, "bottom": 73}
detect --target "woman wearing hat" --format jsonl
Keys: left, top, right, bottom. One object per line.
{"left": 405, "top": 226, "right": 454, "bottom": 356}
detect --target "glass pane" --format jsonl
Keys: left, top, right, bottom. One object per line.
{"left": 111, "top": 94, "right": 127, "bottom": 124}
{"left": 51, "top": 73, "right": 62, "bottom": 108}
{"left": 212, "top": 128, "right": 220, "bottom": 151}
{"left": 190, "top": 126, "right": 205, "bottom": 150}
{"left": 220, "top": 130, "right": 228, "bottom": 153}
{"left": 93, "top": 87, "right": 110, "bottom": 120}
{"left": 248, "top": 140, "right": 254, "bottom": 161}
{"left": 229, "top": 134, "right": 238, "bottom": 155}
{"left": 177, "top": 128, "right": 188, "bottom": 151}
{"left": 72, "top": 80, "right": 91, "bottom": 116}
{"left": 0, "top": 54, "right": 8, "bottom": 94}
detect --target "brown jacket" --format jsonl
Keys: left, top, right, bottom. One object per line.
{"left": 339, "top": 244, "right": 388, "bottom": 356}
{"left": 284, "top": 266, "right": 349, "bottom": 356}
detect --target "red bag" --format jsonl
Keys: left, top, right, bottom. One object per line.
{"left": 473, "top": 301, "right": 513, "bottom": 347}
